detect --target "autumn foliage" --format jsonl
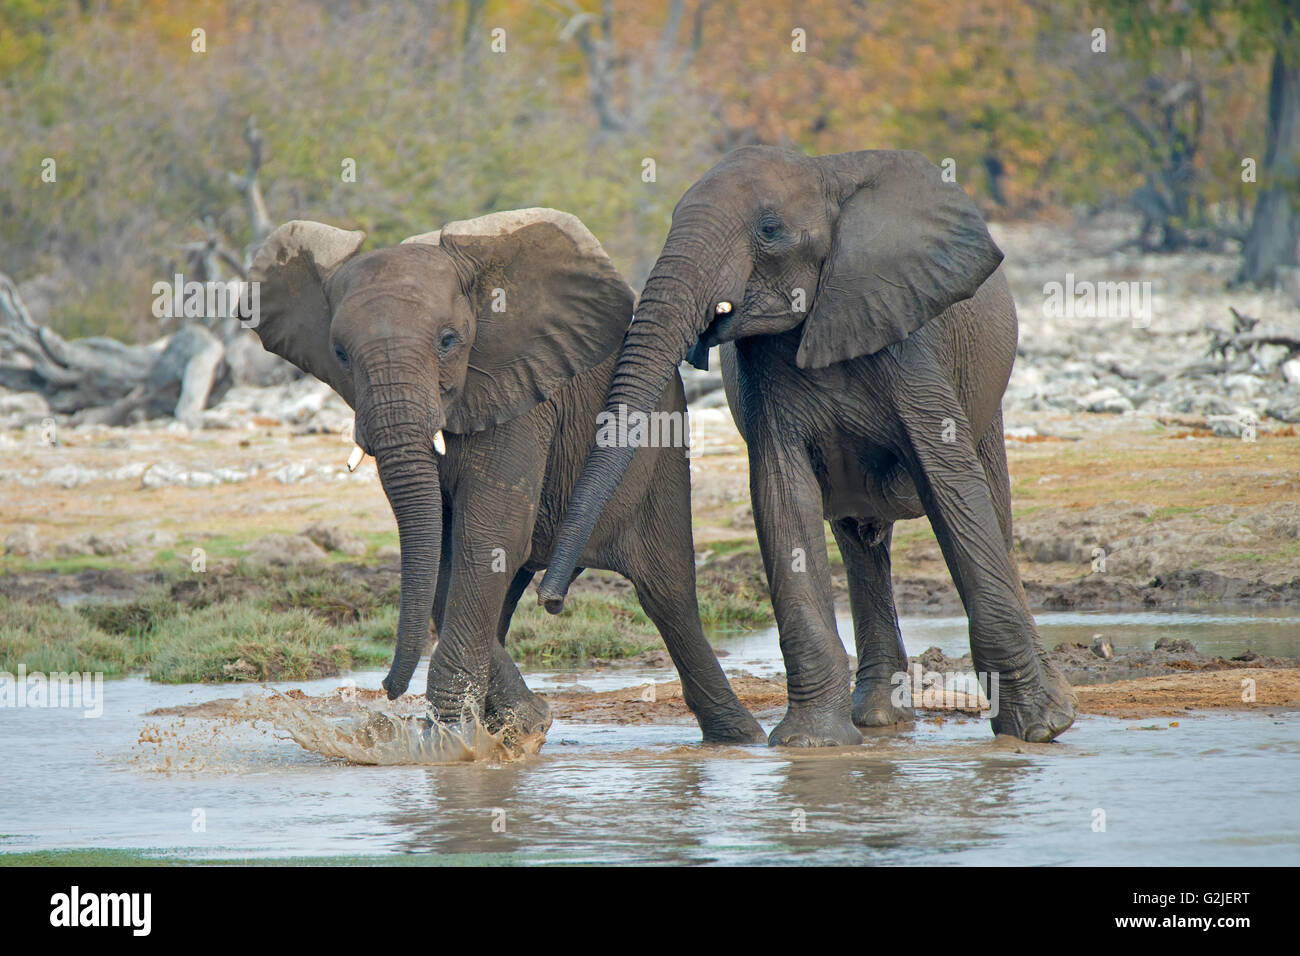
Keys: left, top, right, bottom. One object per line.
{"left": 0, "top": 0, "right": 1275, "bottom": 339}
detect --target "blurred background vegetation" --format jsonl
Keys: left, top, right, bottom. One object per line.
{"left": 0, "top": 0, "right": 1292, "bottom": 342}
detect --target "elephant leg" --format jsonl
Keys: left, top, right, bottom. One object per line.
{"left": 484, "top": 639, "right": 552, "bottom": 741}
{"left": 425, "top": 496, "right": 537, "bottom": 727}
{"left": 473, "top": 566, "right": 552, "bottom": 739}
{"left": 895, "top": 383, "right": 1075, "bottom": 742}
{"left": 977, "top": 410, "right": 1034, "bottom": 611}
{"left": 494, "top": 567, "right": 535, "bottom": 645}
{"left": 750, "top": 442, "right": 862, "bottom": 747}
{"left": 622, "top": 494, "right": 767, "bottom": 744}
{"left": 832, "top": 519, "right": 913, "bottom": 728}
{"left": 974, "top": 410, "right": 1071, "bottom": 731}
{"left": 976, "top": 409, "right": 1016, "bottom": 553}
{"left": 431, "top": 503, "right": 454, "bottom": 633}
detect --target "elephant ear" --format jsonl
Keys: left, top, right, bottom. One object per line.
{"left": 797, "top": 150, "right": 1003, "bottom": 370}
{"left": 436, "top": 208, "right": 633, "bottom": 433}
{"left": 248, "top": 220, "right": 366, "bottom": 404}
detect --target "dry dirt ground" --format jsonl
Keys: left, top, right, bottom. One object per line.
{"left": 2, "top": 400, "right": 1298, "bottom": 613}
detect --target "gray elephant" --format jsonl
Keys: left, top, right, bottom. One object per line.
{"left": 248, "top": 208, "right": 765, "bottom": 744}
{"left": 539, "top": 148, "right": 1077, "bottom": 747}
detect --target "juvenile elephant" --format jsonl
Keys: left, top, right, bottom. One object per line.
{"left": 539, "top": 148, "right": 1077, "bottom": 747}
{"left": 248, "top": 208, "right": 764, "bottom": 744}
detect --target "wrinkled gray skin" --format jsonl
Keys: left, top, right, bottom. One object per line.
{"left": 539, "top": 148, "right": 1077, "bottom": 747}
{"left": 249, "top": 210, "right": 764, "bottom": 744}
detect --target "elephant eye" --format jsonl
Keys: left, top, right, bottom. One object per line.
{"left": 437, "top": 329, "right": 459, "bottom": 354}
{"left": 757, "top": 215, "right": 782, "bottom": 241}
{"left": 334, "top": 345, "right": 350, "bottom": 369}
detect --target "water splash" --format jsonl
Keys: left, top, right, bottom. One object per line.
{"left": 247, "top": 690, "right": 546, "bottom": 765}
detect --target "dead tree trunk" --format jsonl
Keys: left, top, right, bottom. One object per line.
{"left": 0, "top": 116, "right": 294, "bottom": 426}
{"left": 1238, "top": 26, "right": 1300, "bottom": 285}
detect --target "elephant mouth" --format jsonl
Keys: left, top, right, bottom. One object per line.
{"left": 687, "top": 310, "right": 738, "bottom": 370}
{"left": 697, "top": 309, "right": 739, "bottom": 349}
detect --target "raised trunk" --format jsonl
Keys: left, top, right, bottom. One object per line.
{"left": 537, "top": 265, "right": 710, "bottom": 611}
{"left": 377, "top": 437, "right": 442, "bottom": 699}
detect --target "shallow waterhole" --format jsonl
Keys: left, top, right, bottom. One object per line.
{"left": 1, "top": 610, "right": 1296, "bottom": 864}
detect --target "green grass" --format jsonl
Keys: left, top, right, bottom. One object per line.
{"left": 509, "top": 599, "right": 659, "bottom": 663}
{"left": 0, "top": 600, "right": 134, "bottom": 675}
{"left": 0, "top": 552, "right": 780, "bottom": 680}
{"left": 0, "top": 528, "right": 403, "bottom": 576}
{"left": 0, "top": 594, "right": 392, "bottom": 683}
{"left": 143, "top": 602, "right": 393, "bottom": 683}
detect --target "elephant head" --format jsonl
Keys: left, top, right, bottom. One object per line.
{"left": 537, "top": 146, "right": 1003, "bottom": 611}
{"left": 248, "top": 209, "right": 632, "bottom": 697}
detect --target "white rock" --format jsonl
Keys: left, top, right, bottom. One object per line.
{"left": 1281, "top": 359, "right": 1300, "bottom": 388}
{"left": 1078, "top": 387, "right": 1133, "bottom": 414}
{"left": 303, "top": 523, "right": 368, "bottom": 557}
{"left": 4, "top": 525, "right": 40, "bottom": 556}
{"left": 141, "top": 462, "right": 186, "bottom": 488}
{"left": 0, "top": 389, "right": 52, "bottom": 422}
{"left": 41, "top": 464, "right": 97, "bottom": 488}
{"left": 270, "top": 462, "right": 309, "bottom": 484}
{"left": 55, "top": 535, "right": 96, "bottom": 557}
{"left": 244, "top": 534, "right": 329, "bottom": 567}
{"left": 1254, "top": 344, "right": 1291, "bottom": 372}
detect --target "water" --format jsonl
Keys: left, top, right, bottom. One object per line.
{"left": 548, "top": 609, "right": 1300, "bottom": 693}
{"left": 1, "top": 611, "right": 1297, "bottom": 864}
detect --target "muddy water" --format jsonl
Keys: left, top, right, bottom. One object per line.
{"left": 1, "top": 611, "right": 1297, "bottom": 864}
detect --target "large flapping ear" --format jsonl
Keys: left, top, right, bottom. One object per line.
{"left": 435, "top": 208, "right": 633, "bottom": 433}
{"left": 797, "top": 150, "right": 1003, "bottom": 369}
{"left": 248, "top": 220, "right": 366, "bottom": 404}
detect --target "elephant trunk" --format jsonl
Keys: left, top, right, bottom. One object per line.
{"left": 538, "top": 226, "right": 729, "bottom": 612}
{"left": 372, "top": 403, "right": 443, "bottom": 700}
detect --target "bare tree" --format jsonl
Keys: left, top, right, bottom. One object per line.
{"left": 0, "top": 118, "right": 294, "bottom": 427}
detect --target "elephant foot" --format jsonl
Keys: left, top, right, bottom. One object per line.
{"left": 679, "top": 677, "right": 767, "bottom": 744}
{"left": 988, "top": 647, "right": 1076, "bottom": 742}
{"left": 426, "top": 694, "right": 486, "bottom": 728}
{"left": 696, "top": 705, "right": 767, "bottom": 745}
{"left": 851, "top": 673, "right": 915, "bottom": 728}
{"left": 484, "top": 685, "right": 553, "bottom": 744}
{"left": 769, "top": 705, "right": 863, "bottom": 748}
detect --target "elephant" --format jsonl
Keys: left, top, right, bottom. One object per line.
{"left": 247, "top": 208, "right": 765, "bottom": 745}
{"left": 537, "top": 147, "right": 1077, "bottom": 747}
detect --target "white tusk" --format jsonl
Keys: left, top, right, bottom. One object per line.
{"left": 714, "top": 301, "right": 733, "bottom": 314}
{"left": 433, "top": 430, "right": 446, "bottom": 455}
{"left": 346, "top": 444, "right": 364, "bottom": 472}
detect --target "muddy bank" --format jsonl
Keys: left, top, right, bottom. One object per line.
{"left": 149, "top": 634, "right": 1299, "bottom": 736}
{"left": 907, "top": 637, "right": 1299, "bottom": 685}
{"left": 542, "top": 669, "right": 1300, "bottom": 724}
{"left": 147, "top": 669, "right": 1299, "bottom": 749}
